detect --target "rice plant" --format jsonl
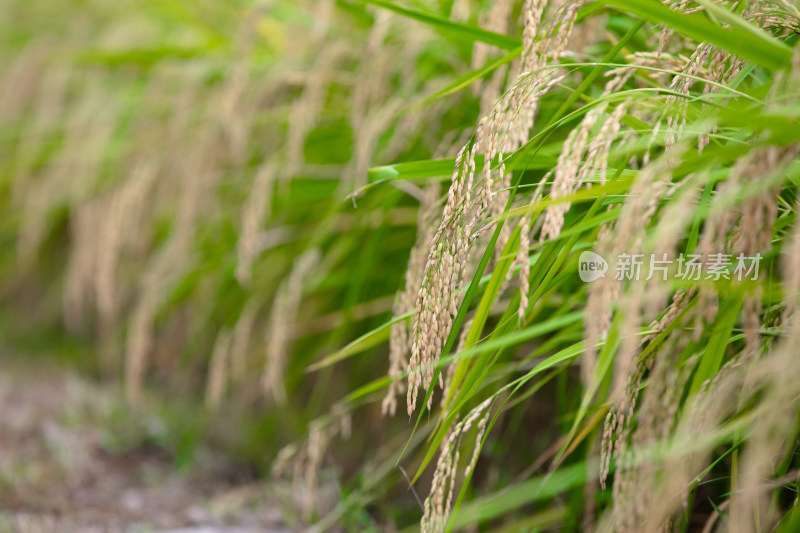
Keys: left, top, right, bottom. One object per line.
{"left": 3, "top": 0, "right": 800, "bottom": 531}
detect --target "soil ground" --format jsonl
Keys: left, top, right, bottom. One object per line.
{"left": 0, "top": 358, "right": 292, "bottom": 533}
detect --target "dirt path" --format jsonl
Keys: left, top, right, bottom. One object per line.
{"left": 0, "top": 359, "right": 291, "bottom": 533}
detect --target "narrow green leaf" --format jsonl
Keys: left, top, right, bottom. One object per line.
{"left": 358, "top": 0, "right": 521, "bottom": 50}
{"left": 368, "top": 151, "right": 557, "bottom": 184}
{"left": 548, "top": 19, "right": 646, "bottom": 125}
{"left": 442, "top": 225, "right": 523, "bottom": 413}
{"left": 423, "top": 45, "right": 522, "bottom": 103}
{"left": 307, "top": 312, "right": 410, "bottom": 371}
{"left": 688, "top": 291, "right": 744, "bottom": 397}
{"left": 451, "top": 462, "right": 589, "bottom": 527}
{"left": 604, "top": 0, "right": 792, "bottom": 70}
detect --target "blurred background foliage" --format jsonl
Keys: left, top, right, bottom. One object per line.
{"left": 0, "top": 0, "right": 479, "bottom": 527}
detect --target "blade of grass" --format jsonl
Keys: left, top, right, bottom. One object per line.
{"left": 422, "top": 46, "right": 522, "bottom": 104}
{"left": 603, "top": 0, "right": 792, "bottom": 71}
{"left": 307, "top": 311, "right": 410, "bottom": 371}
{"left": 688, "top": 290, "right": 744, "bottom": 397}
{"left": 358, "top": 0, "right": 521, "bottom": 50}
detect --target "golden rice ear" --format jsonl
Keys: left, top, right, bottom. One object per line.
{"left": 782, "top": 201, "right": 800, "bottom": 326}
{"left": 236, "top": 159, "right": 277, "bottom": 287}
{"left": 229, "top": 299, "right": 260, "bottom": 384}
{"left": 272, "top": 406, "right": 353, "bottom": 521}
{"left": 605, "top": 136, "right": 800, "bottom": 530}
{"left": 95, "top": 162, "right": 159, "bottom": 333}
{"left": 422, "top": 398, "right": 492, "bottom": 533}
{"left": 541, "top": 71, "right": 632, "bottom": 243}
{"left": 124, "top": 125, "right": 223, "bottom": 405}
{"left": 263, "top": 248, "right": 321, "bottom": 404}
{"left": 515, "top": 214, "right": 532, "bottom": 320}
{"left": 204, "top": 327, "right": 233, "bottom": 411}
{"left": 383, "top": 184, "right": 440, "bottom": 417}
{"left": 440, "top": 315, "right": 474, "bottom": 412}
{"left": 584, "top": 148, "right": 685, "bottom": 394}
{"left": 722, "top": 198, "right": 800, "bottom": 529}
{"left": 630, "top": 326, "right": 700, "bottom": 531}
{"left": 407, "top": 0, "right": 583, "bottom": 418}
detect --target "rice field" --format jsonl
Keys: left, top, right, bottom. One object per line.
{"left": 2, "top": 0, "right": 800, "bottom": 531}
